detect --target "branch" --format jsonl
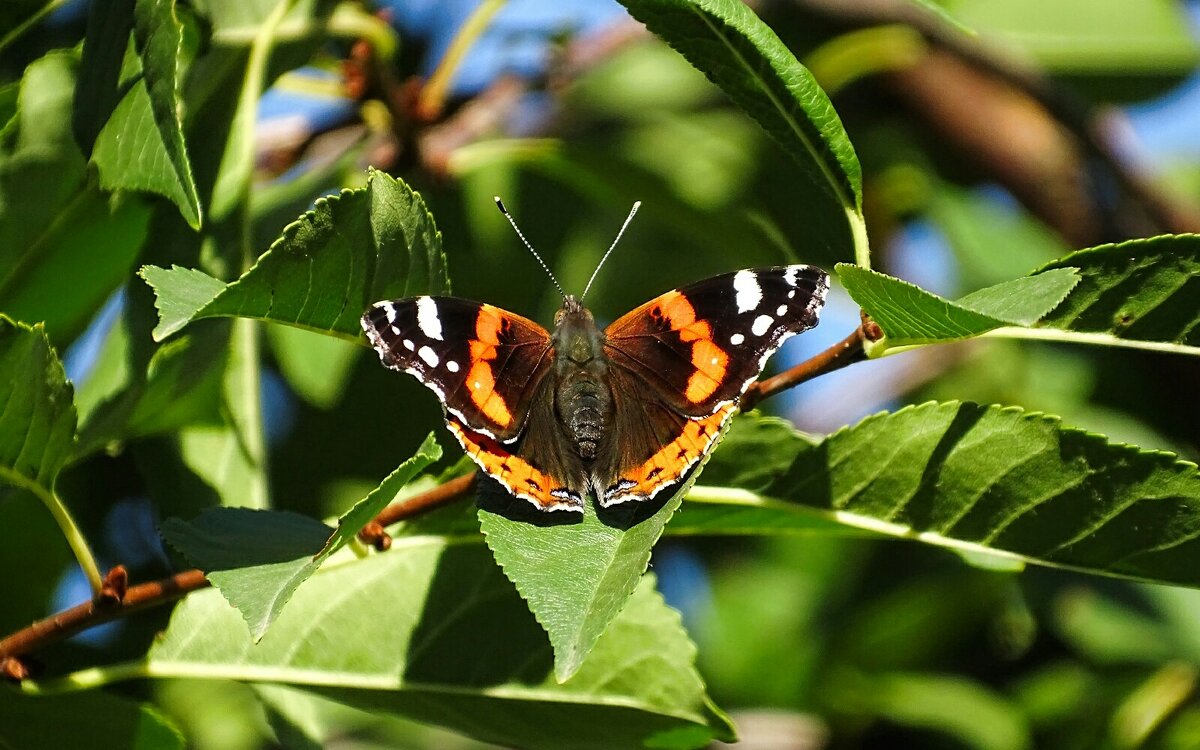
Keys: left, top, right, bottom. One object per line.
{"left": 0, "top": 474, "right": 480, "bottom": 678}
{"left": 742, "top": 325, "right": 869, "bottom": 410}
{"left": 358, "top": 471, "right": 478, "bottom": 550}
{"left": 0, "top": 567, "right": 209, "bottom": 677}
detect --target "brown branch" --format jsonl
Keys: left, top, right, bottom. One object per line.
{"left": 0, "top": 474, "right": 481, "bottom": 678}
{"left": 741, "top": 326, "right": 869, "bottom": 411}
{"left": 358, "top": 471, "right": 478, "bottom": 550}
{"left": 0, "top": 568, "right": 209, "bottom": 674}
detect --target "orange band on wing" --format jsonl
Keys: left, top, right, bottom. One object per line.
{"left": 466, "top": 305, "right": 513, "bottom": 428}
{"left": 655, "top": 291, "right": 730, "bottom": 405}
{"left": 448, "top": 421, "right": 582, "bottom": 512}
{"left": 686, "top": 338, "right": 728, "bottom": 403}
{"left": 602, "top": 403, "right": 736, "bottom": 506}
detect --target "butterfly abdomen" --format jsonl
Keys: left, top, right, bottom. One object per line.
{"left": 552, "top": 304, "right": 613, "bottom": 462}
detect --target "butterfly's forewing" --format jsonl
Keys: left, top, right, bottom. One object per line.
{"left": 603, "top": 266, "right": 828, "bottom": 418}
{"left": 362, "top": 297, "right": 554, "bottom": 442}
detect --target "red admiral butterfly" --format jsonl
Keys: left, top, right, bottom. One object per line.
{"left": 363, "top": 199, "right": 828, "bottom": 512}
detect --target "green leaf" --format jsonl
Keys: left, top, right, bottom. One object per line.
{"left": 0, "top": 52, "right": 152, "bottom": 345}
{"left": 74, "top": 0, "right": 135, "bottom": 153}
{"left": 848, "top": 671, "right": 1031, "bottom": 750}
{"left": 480, "top": 420, "right": 732, "bottom": 683}
{"left": 0, "top": 317, "right": 76, "bottom": 496}
{"left": 161, "top": 434, "right": 442, "bottom": 639}
{"left": 837, "top": 264, "right": 1080, "bottom": 349}
{"left": 0, "top": 690, "right": 184, "bottom": 750}
{"left": 760, "top": 401, "right": 1200, "bottom": 589}
{"left": 92, "top": 44, "right": 201, "bottom": 228}
{"left": 617, "top": 0, "right": 862, "bottom": 217}
{"left": 75, "top": 311, "right": 228, "bottom": 457}
{"left": 142, "top": 170, "right": 449, "bottom": 341}
{"left": 266, "top": 324, "right": 360, "bottom": 408}
{"left": 1035, "top": 235, "right": 1200, "bottom": 350}
{"left": 136, "top": 543, "right": 734, "bottom": 749}
{"left": 132, "top": 0, "right": 201, "bottom": 227}
{"left": 956, "top": 270, "right": 1081, "bottom": 325}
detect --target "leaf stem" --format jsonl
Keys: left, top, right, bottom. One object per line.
{"left": 0, "top": 467, "right": 103, "bottom": 596}
{"left": 210, "top": 0, "right": 295, "bottom": 221}
{"left": 417, "top": 0, "right": 508, "bottom": 121}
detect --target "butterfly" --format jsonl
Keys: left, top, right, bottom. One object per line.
{"left": 362, "top": 199, "right": 828, "bottom": 512}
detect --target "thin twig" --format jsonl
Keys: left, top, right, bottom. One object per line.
{"left": 0, "top": 474, "right": 480, "bottom": 676}
{"left": 742, "top": 327, "right": 868, "bottom": 411}
{"left": 0, "top": 568, "right": 209, "bottom": 671}
{"left": 358, "top": 472, "right": 478, "bottom": 550}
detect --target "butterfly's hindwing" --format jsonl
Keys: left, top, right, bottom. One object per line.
{"left": 603, "top": 265, "right": 828, "bottom": 418}
{"left": 362, "top": 296, "right": 554, "bottom": 442}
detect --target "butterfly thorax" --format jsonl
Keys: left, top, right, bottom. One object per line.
{"left": 551, "top": 297, "right": 611, "bottom": 461}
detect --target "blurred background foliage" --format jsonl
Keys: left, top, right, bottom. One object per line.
{"left": 3, "top": 0, "right": 1200, "bottom": 747}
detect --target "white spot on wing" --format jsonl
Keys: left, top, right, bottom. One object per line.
{"left": 403, "top": 339, "right": 415, "bottom": 351}
{"left": 751, "top": 314, "right": 773, "bottom": 336}
{"left": 733, "top": 270, "right": 762, "bottom": 313}
{"left": 384, "top": 304, "right": 398, "bottom": 324}
{"left": 730, "top": 333, "right": 745, "bottom": 345}
{"left": 416, "top": 296, "right": 443, "bottom": 340}
{"left": 418, "top": 345, "right": 439, "bottom": 367}
{"left": 446, "top": 360, "right": 460, "bottom": 373}
{"left": 390, "top": 324, "right": 401, "bottom": 335}
{"left": 784, "top": 267, "right": 799, "bottom": 287}
{"left": 777, "top": 304, "right": 788, "bottom": 316}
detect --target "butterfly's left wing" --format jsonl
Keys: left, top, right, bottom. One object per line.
{"left": 594, "top": 266, "right": 828, "bottom": 506}
{"left": 603, "top": 266, "right": 828, "bottom": 417}
{"left": 362, "top": 296, "right": 553, "bottom": 443}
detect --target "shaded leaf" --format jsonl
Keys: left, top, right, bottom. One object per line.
{"left": 73, "top": 0, "right": 136, "bottom": 153}
{"left": 161, "top": 435, "right": 442, "bottom": 639}
{"left": 0, "top": 317, "right": 75, "bottom": 495}
{"left": 837, "top": 264, "right": 1079, "bottom": 348}
{"left": 1036, "top": 235, "right": 1200, "bottom": 348}
{"left": 618, "top": 0, "right": 861, "bottom": 217}
{"left": 848, "top": 671, "right": 1031, "bottom": 750}
{"left": 0, "top": 690, "right": 184, "bottom": 750}
{"left": 142, "top": 170, "right": 449, "bottom": 341}
{"left": 0, "top": 52, "right": 151, "bottom": 345}
{"left": 140, "top": 542, "right": 734, "bottom": 749}
{"left": 132, "top": 0, "right": 201, "bottom": 227}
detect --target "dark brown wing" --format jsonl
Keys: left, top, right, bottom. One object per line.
{"left": 591, "top": 366, "right": 737, "bottom": 507}
{"left": 602, "top": 266, "right": 828, "bottom": 417}
{"left": 362, "top": 296, "right": 553, "bottom": 443}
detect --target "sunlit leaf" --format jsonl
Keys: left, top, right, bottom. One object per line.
{"left": 838, "top": 264, "right": 1079, "bottom": 348}
{"left": 142, "top": 170, "right": 448, "bottom": 341}
{"left": 137, "top": 543, "right": 735, "bottom": 749}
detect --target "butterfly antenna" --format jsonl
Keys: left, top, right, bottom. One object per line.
{"left": 581, "top": 200, "right": 641, "bottom": 301}
{"left": 494, "top": 197, "right": 567, "bottom": 301}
